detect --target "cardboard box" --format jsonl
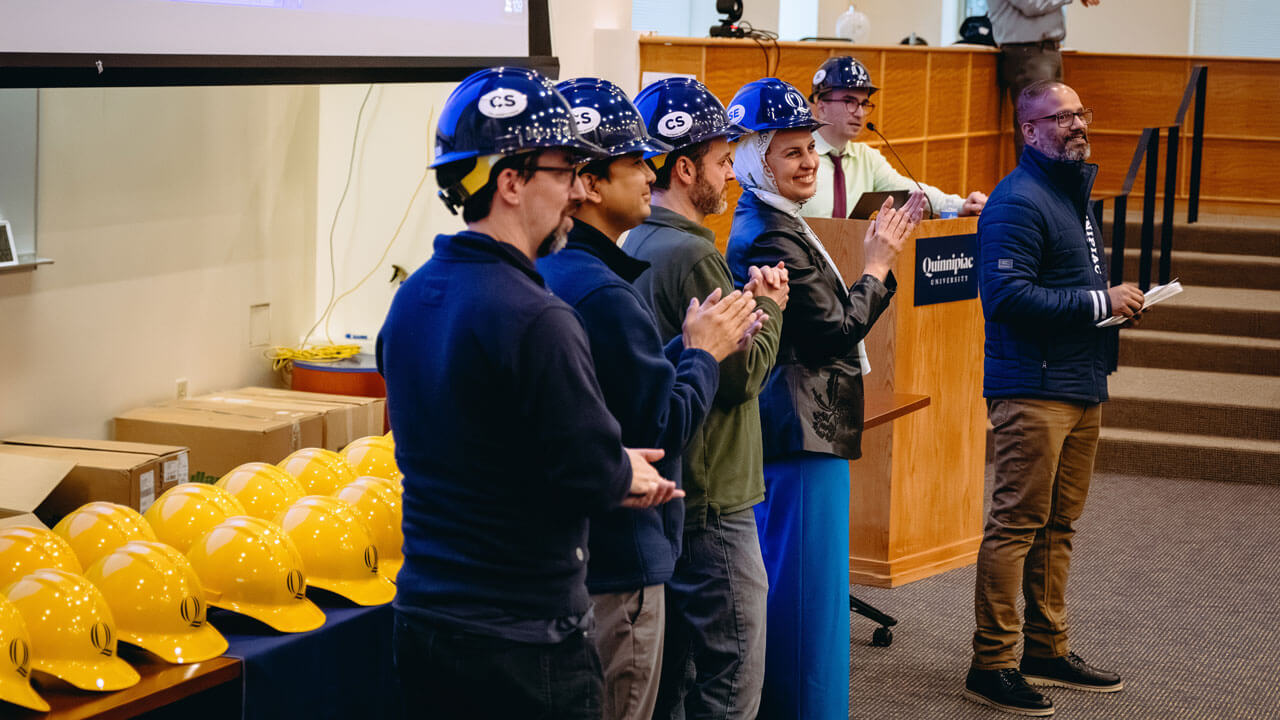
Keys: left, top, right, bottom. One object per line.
{"left": 114, "top": 402, "right": 321, "bottom": 483}
{"left": 231, "top": 387, "right": 385, "bottom": 441}
{"left": 1, "top": 436, "right": 188, "bottom": 521}
{"left": 0, "top": 452, "right": 75, "bottom": 529}
{"left": 195, "top": 391, "right": 367, "bottom": 451}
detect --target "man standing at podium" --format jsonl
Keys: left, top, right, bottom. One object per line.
{"left": 802, "top": 55, "right": 987, "bottom": 220}
{"left": 966, "top": 80, "right": 1143, "bottom": 717}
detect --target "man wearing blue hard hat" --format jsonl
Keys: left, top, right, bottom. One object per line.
{"left": 724, "top": 76, "right": 921, "bottom": 720}
{"left": 538, "top": 77, "right": 760, "bottom": 720}
{"left": 803, "top": 55, "right": 988, "bottom": 219}
{"left": 378, "top": 66, "right": 681, "bottom": 720}
{"left": 626, "top": 76, "right": 790, "bottom": 720}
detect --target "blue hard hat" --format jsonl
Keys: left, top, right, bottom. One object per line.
{"left": 432, "top": 66, "right": 604, "bottom": 170}
{"left": 809, "top": 56, "right": 878, "bottom": 101}
{"left": 726, "top": 78, "right": 825, "bottom": 135}
{"left": 633, "top": 77, "right": 749, "bottom": 156}
{"left": 555, "top": 78, "right": 673, "bottom": 158}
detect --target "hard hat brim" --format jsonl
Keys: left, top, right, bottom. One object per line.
{"left": 609, "top": 137, "right": 675, "bottom": 157}
{"left": 120, "top": 624, "right": 230, "bottom": 665}
{"left": 212, "top": 597, "right": 326, "bottom": 634}
{"left": 379, "top": 557, "right": 403, "bottom": 584}
{"left": 309, "top": 574, "right": 397, "bottom": 607}
{"left": 0, "top": 677, "right": 50, "bottom": 712}
{"left": 37, "top": 655, "right": 141, "bottom": 692}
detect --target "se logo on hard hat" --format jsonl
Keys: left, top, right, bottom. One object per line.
{"left": 727, "top": 104, "right": 746, "bottom": 125}
{"left": 8, "top": 638, "right": 29, "bottom": 677}
{"left": 573, "top": 107, "right": 602, "bottom": 133}
{"left": 180, "top": 595, "right": 205, "bottom": 628}
{"left": 657, "top": 111, "right": 693, "bottom": 138}
{"left": 286, "top": 569, "right": 306, "bottom": 599}
{"left": 479, "top": 89, "right": 528, "bottom": 119}
{"left": 90, "top": 622, "right": 114, "bottom": 657}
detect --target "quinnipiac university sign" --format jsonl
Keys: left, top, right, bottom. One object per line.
{"left": 914, "top": 233, "right": 978, "bottom": 306}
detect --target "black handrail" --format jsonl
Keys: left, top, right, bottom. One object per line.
{"left": 1092, "top": 65, "right": 1207, "bottom": 292}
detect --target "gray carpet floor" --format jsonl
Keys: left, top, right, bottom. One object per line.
{"left": 848, "top": 471, "right": 1280, "bottom": 719}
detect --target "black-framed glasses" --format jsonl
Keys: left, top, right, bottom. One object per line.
{"left": 526, "top": 164, "right": 581, "bottom": 186}
{"left": 820, "top": 96, "right": 875, "bottom": 114}
{"left": 1030, "top": 108, "right": 1094, "bottom": 128}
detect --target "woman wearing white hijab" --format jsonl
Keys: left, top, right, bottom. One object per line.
{"left": 724, "top": 77, "right": 923, "bottom": 720}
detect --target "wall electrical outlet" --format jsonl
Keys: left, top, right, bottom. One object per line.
{"left": 249, "top": 303, "right": 271, "bottom": 347}
{"left": 176, "top": 378, "right": 189, "bottom": 399}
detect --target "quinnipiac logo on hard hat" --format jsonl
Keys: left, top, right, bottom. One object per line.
{"left": 8, "top": 638, "right": 30, "bottom": 678}
{"left": 785, "top": 91, "right": 807, "bottom": 109}
{"left": 90, "top": 622, "right": 114, "bottom": 657}
{"left": 364, "top": 545, "right": 380, "bottom": 574}
{"left": 180, "top": 595, "right": 205, "bottom": 628}
{"left": 286, "top": 569, "right": 306, "bottom": 599}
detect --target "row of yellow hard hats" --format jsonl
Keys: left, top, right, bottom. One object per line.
{"left": 0, "top": 434, "right": 403, "bottom": 712}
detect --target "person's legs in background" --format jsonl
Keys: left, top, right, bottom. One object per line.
{"left": 999, "top": 42, "right": 1064, "bottom": 160}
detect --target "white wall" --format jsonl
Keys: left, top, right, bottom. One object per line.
{"left": 0, "top": 85, "right": 318, "bottom": 438}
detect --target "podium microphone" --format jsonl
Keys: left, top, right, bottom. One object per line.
{"left": 866, "top": 121, "right": 934, "bottom": 219}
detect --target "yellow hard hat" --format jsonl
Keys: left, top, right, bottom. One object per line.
{"left": 52, "top": 502, "right": 158, "bottom": 570}
{"left": 278, "top": 448, "right": 359, "bottom": 495}
{"left": 215, "top": 462, "right": 306, "bottom": 521}
{"left": 84, "top": 541, "right": 228, "bottom": 664}
{"left": 0, "top": 595, "right": 49, "bottom": 712}
{"left": 273, "top": 496, "right": 395, "bottom": 606}
{"left": 383, "top": 430, "right": 394, "bottom": 446}
{"left": 340, "top": 436, "right": 403, "bottom": 485}
{"left": 186, "top": 516, "right": 325, "bottom": 633}
{"left": 144, "top": 483, "right": 247, "bottom": 553}
{"left": 335, "top": 478, "right": 403, "bottom": 583}
{"left": 0, "top": 525, "right": 83, "bottom": 589}
{"left": 5, "top": 568, "right": 140, "bottom": 692}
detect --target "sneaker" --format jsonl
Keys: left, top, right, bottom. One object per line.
{"left": 963, "top": 667, "right": 1055, "bottom": 716}
{"left": 1021, "top": 652, "right": 1124, "bottom": 693}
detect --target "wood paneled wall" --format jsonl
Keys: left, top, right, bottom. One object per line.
{"left": 640, "top": 38, "right": 1280, "bottom": 227}
{"left": 639, "top": 37, "right": 1005, "bottom": 248}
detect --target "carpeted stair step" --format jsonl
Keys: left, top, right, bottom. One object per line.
{"left": 1101, "top": 216, "right": 1280, "bottom": 257}
{"left": 1117, "top": 329, "right": 1280, "bottom": 376}
{"left": 1095, "top": 427, "right": 1280, "bottom": 484}
{"left": 1105, "top": 367, "right": 1280, "bottom": 441}
{"left": 1137, "top": 286, "right": 1280, "bottom": 339}
{"left": 1120, "top": 249, "right": 1280, "bottom": 291}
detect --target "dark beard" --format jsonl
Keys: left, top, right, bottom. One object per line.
{"left": 690, "top": 169, "right": 728, "bottom": 216}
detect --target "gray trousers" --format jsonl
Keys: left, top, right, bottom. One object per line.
{"left": 590, "top": 585, "right": 665, "bottom": 720}
{"left": 999, "top": 41, "right": 1064, "bottom": 159}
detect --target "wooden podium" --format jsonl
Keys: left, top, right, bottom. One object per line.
{"left": 806, "top": 217, "right": 987, "bottom": 588}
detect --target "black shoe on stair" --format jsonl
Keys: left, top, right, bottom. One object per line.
{"left": 1021, "top": 652, "right": 1124, "bottom": 693}
{"left": 963, "top": 667, "right": 1055, "bottom": 716}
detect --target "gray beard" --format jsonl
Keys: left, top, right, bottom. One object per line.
{"left": 536, "top": 228, "right": 569, "bottom": 258}
{"left": 1043, "top": 134, "right": 1091, "bottom": 162}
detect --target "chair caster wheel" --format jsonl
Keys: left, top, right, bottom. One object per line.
{"left": 872, "top": 626, "right": 893, "bottom": 647}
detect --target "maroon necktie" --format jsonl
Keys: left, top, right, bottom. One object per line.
{"left": 829, "top": 152, "right": 846, "bottom": 219}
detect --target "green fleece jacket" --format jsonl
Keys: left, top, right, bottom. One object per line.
{"left": 624, "top": 205, "right": 783, "bottom": 528}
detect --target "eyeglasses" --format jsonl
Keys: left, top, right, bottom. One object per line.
{"left": 820, "top": 96, "right": 875, "bottom": 114}
{"left": 1029, "top": 108, "right": 1094, "bottom": 128}
{"left": 526, "top": 164, "right": 581, "bottom": 187}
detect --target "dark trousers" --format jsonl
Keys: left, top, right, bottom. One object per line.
{"left": 393, "top": 610, "right": 603, "bottom": 720}
{"left": 972, "top": 398, "right": 1101, "bottom": 669}
{"left": 999, "top": 41, "right": 1064, "bottom": 160}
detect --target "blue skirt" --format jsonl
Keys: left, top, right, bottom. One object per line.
{"left": 754, "top": 454, "right": 851, "bottom": 720}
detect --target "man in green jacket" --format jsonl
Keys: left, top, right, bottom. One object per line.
{"left": 627, "top": 77, "right": 788, "bottom": 720}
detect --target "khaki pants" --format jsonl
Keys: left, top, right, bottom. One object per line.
{"left": 972, "top": 398, "right": 1101, "bottom": 669}
{"left": 591, "top": 584, "right": 665, "bottom": 720}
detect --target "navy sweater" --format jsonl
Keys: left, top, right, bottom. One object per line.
{"left": 377, "top": 231, "right": 632, "bottom": 630}
{"left": 539, "top": 220, "right": 719, "bottom": 593}
{"left": 978, "top": 145, "right": 1117, "bottom": 404}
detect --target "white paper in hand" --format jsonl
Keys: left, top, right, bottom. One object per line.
{"left": 1096, "top": 280, "right": 1183, "bottom": 327}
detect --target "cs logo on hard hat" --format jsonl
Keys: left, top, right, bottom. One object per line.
{"left": 8, "top": 638, "right": 30, "bottom": 678}
{"left": 657, "top": 111, "right": 693, "bottom": 138}
{"left": 90, "top": 622, "right": 114, "bottom": 657}
{"left": 573, "top": 107, "right": 602, "bottom": 133}
{"left": 479, "top": 88, "right": 528, "bottom": 119}
{"left": 180, "top": 595, "right": 205, "bottom": 628}
{"left": 727, "top": 104, "right": 746, "bottom": 125}
{"left": 364, "top": 545, "right": 380, "bottom": 574}
{"left": 785, "top": 91, "right": 806, "bottom": 109}
{"left": 286, "top": 569, "right": 306, "bottom": 599}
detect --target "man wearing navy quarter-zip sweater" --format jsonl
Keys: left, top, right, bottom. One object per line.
{"left": 964, "top": 80, "right": 1144, "bottom": 718}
